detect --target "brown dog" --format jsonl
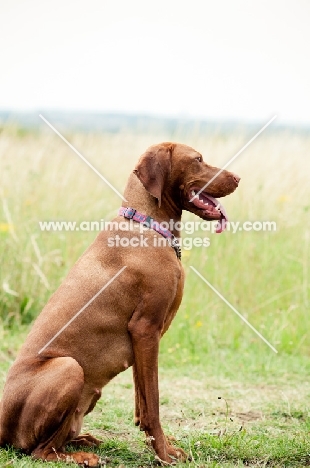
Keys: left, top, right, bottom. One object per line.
{"left": 0, "top": 143, "right": 239, "bottom": 465}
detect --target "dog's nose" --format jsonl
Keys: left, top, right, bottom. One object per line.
{"left": 231, "top": 173, "right": 241, "bottom": 185}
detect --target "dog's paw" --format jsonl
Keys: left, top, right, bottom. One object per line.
{"left": 167, "top": 445, "right": 188, "bottom": 463}
{"left": 154, "top": 454, "right": 175, "bottom": 466}
{"left": 154, "top": 445, "right": 189, "bottom": 465}
{"left": 69, "top": 451, "right": 103, "bottom": 467}
{"left": 165, "top": 436, "right": 189, "bottom": 462}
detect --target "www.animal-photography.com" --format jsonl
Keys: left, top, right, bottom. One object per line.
{"left": 0, "top": 1, "right": 310, "bottom": 467}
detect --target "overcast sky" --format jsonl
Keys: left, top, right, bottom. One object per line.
{"left": 1, "top": 0, "right": 310, "bottom": 125}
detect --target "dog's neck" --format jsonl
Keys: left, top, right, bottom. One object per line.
{"left": 123, "top": 173, "right": 182, "bottom": 238}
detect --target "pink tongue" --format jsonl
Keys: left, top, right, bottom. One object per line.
{"left": 204, "top": 194, "right": 228, "bottom": 234}
{"left": 215, "top": 215, "right": 227, "bottom": 233}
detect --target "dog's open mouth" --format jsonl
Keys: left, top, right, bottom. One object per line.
{"left": 189, "top": 188, "right": 228, "bottom": 233}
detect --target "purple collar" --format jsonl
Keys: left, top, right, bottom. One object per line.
{"left": 118, "top": 207, "right": 181, "bottom": 259}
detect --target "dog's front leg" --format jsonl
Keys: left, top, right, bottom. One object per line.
{"left": 132, "top": 363, "right": 153, "bottom": 433}
{"left": 132, "top": 363, "right": 143, "bottom": 427}
{"left": 128, "top": 307, "right": 187, "bottom": 464}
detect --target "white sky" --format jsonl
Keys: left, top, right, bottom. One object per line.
{"left": 1, "top": 0, "right": 310, "bottom": 125}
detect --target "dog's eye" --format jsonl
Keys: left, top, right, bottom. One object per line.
{"left": 196, "top": 156, "right": 202, "bottom": 163}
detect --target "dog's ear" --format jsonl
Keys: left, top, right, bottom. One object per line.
{"left": 133, "top": 143, "right": 174, "bottom": 207}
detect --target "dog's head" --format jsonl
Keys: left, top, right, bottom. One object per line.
{"left": 134, "top": 142, "right": 240, "bottom": 232}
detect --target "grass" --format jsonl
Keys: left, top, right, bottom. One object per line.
{"left": 0, "top": 123, "right": 310, "bottom": 466}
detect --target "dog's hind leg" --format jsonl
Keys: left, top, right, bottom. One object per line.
{"left": 31, "top": 357, "right": 102, "bottom": 466}
{"left": 1, "top": 356, "right": 101, "bottom": 466}
{"left": 69, "top": 432, "right": 101, "bottom": 447}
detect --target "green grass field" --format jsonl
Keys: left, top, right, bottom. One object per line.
{"left": 0, "top": 124, "right": 310, "bottom": 467}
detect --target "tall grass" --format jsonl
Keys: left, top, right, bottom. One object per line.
{"left": 0, "top": 124, "right": 309, "bottom": 361}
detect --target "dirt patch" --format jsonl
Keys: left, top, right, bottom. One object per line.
{"left": 95, "top": 368, "right": 310, "bottom": 437}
